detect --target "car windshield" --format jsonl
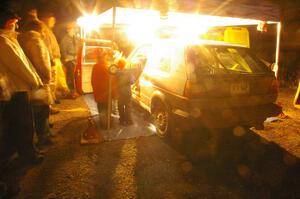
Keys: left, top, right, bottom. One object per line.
{"left": 186, "top": 45, "right": 270, "bottom": 74}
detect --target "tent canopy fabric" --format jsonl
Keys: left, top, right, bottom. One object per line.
{"left": 111, "top": 0, "right": 280, "bottom": 22}
{"left": 173, "top": 0, "right": 280, "bottom": 22}
{"left": 96, "top": 7, "right": 278, "bottom": 28}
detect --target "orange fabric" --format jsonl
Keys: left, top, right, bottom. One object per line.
{"left": 91, "top": 59, "right": 117, "bottom": 103}
{"left": 117, "top": 57, "right": 127, "bottom": 70}
{"left": 76, "top": 42, "right": 83, "bottom": 93}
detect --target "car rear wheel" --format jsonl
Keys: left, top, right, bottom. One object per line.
{"left": 151, "top": 101, "right": 172, "bottom": 138}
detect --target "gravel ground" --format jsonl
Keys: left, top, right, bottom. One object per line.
{"left": 4, "top": 88, "right": 300, "bottom": 199}
{"left": 255, "top": 87, "right": 300, "bottom": 158}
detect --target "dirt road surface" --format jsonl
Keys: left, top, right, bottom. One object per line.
{"left": 3, "top": 88, "right": 300, "bottom": 199}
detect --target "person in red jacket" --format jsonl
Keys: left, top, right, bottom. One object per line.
{"left": 91, "top": 48, "right": 117, "bottom": 128}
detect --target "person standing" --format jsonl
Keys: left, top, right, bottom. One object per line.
{"left": 60, "top": 22, "right": 80, "bottom": 98}
{"left": 116, "top": 57, "right": 134, "bottom": 125}
{"left": 91, "top": 48, "right": 118, "bottom": 128}
{"left": 19, "top": 7, "right": 38, "bottom": 31}
{"left": 0, "top": 75, "right": 11, "bottom": 165}
{"left": 0, "top": 9, "right": 44, "bottom": 164}
{"left": 40, "top": 11, "right": 69, "bottom": 102}
{"left": 18, "top": 19, "right": 54, "bottom": 146}
{"left": 0, "top": 75, "right": 11, "bottom": 198}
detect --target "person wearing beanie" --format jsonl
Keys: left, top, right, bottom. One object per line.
{"left": 116, "top": 56, "right": 134, "bottom": 126}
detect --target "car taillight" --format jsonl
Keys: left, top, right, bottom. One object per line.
{"left": 184, "top": 80, "right": 207, "bottom": 97}
{"left": 270, "top": 79, "right": 279, "bottom": 94}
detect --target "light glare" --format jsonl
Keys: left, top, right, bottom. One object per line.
{"left": 77, "top": 14, "right": 102, "bottom": 33}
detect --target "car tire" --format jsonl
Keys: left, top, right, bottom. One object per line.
{"left": 151, "top": 100, "right": 172, "bottom": 138}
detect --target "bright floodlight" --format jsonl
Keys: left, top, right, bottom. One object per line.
{"left": 77, "top": 14, "right": 102, "bottom": 33}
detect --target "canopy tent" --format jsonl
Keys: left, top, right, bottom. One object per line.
{"left": 88, "top": 7, "right": 279, "bottom": 28}
{"left": 165, "top": 0, "right": 279, "bottom": 22}
{"left": 110, "top": 0, "right": 280, "bottom": 22}
{"left": 77, "top": 1, "right": 281, "bottom": 93}
{"left": 78, "top": 4, "right": 281, "bottom": 75}
{"left": 77, "top": 1, "right": 281, "bottom": 129}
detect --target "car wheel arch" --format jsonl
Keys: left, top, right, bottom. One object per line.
{"left": 150, "top": 91, "right": 170, "bottom": 113}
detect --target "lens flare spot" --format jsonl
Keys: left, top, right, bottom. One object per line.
{"left": 233, "top": 126, "right": 246, "bottom": 137}
{"left": 237, "top": 164, "right": 251, "bottom": 178}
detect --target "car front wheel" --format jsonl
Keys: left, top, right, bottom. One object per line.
{"left": 151, "top": 101, "right": 172, "bottom": 138}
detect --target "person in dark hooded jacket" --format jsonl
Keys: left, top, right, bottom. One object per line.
{"left": 116, "top": 57, "right": 134, "bottom": 125}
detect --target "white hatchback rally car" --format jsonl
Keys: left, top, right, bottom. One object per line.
{"left": 127, "top": 39, "right": 281, "bottom": 137}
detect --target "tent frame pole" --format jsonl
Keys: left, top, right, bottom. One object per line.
{"left": 107, "top": 6, "right": 117, "bottom": 130}
{"left": 274, "top": 22, "right": 281, "bottom": 78}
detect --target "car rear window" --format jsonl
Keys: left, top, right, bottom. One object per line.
{"left": 186, "top": 45, "right": 270, "bottom": 74}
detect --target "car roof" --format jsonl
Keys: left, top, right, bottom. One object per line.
{"left": 185, "top": 39, "right": 247, "bottom": 48}
{"left": 138, "top": 38, "right": 247, "bottom": 48}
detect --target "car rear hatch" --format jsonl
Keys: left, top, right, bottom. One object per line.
{"left": 185, "top": 73, "right": 278, "bottom": 108}
{"left": 183, "top": 44, "right": 281, "bottom": 127}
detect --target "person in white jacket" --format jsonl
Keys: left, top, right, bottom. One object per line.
{"left": 0, "top": 9, "right": 44, "bottom": 165}
{"left": 18, "top": 19, "right": 55, "bottom": 146}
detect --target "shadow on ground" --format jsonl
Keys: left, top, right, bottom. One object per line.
{"left": 3, "top": 96, "right": 300, "bottom": 199}
{"left": 168, "top": 126, "right": 300, "bottom": 199}
{"left": 129, "top": 101, "right": 300, "bottom": 198}
{"left": 0, "top": 116, "right": 89, "bottom": 199}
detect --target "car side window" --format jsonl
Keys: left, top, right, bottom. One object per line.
{"left": 129, "top": 45, "right": 151, "bottom": 79}
{"left": 158, "top": 56, "right": 171, "bottom": 72}
{"left": 150, "top": 45, "right": 172, "bottom": 73}
{"left": 131, "top": 46, "right": 150, "bottom": 69}
{"left": 188, "top": 47, "right": 212, "bottom": 67}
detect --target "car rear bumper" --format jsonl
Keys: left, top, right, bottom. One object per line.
{"left": 173, "top": 103, "right": 282, "bottom": 129}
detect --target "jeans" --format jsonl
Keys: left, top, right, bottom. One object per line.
{"left": 33, "top": 104, "right": 51, "bottom": 142}
{"left": 1, "top": 92, "right": 36, "bottom": 159}
{"left": 65, "top": 61, "right": 76, "bottom": 92}
{"left": 97, "top": 102, "right": 114, "bottom": 129}
{"left": 117, "top": 101, "right": 133, "bottom": 123}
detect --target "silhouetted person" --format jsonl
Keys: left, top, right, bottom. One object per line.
{"left": 40, "top": 11, "right": 69, "bottom": 102}
{"left": 60, "top": 22, "right": 80, "bottom": 98}
{"left": 116, "top": 57, "right": 134, "bottom": 125}
{"left": 91, "top": 48, "right": 117, "bottom": 128}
